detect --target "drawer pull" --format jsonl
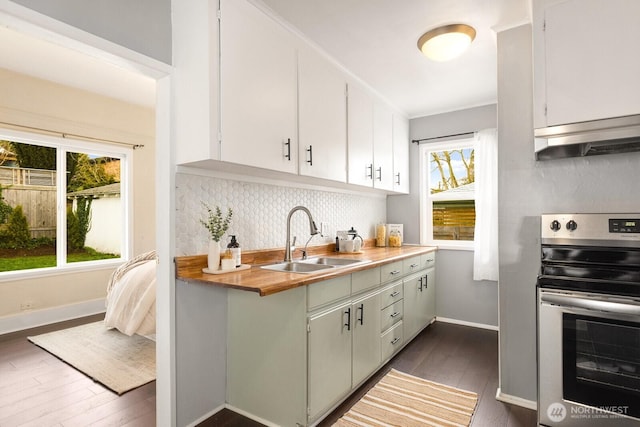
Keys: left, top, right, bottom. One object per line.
{"left": 410, "top": 263, "right": 419, "bottom": 268}
{"left": 390, "top": 312, "right": 400, "bottom": 318}
{"left": 344, "top": 308, "right": 351, "bottom": 331}
{"left": 390, "top": 291, "right": 400, "bottom": 297}
{"left": 390, "top": 270, "right": 401, "bottom": 275}
{"left": 391, "top": 337, "right": 400, "bottom": 345}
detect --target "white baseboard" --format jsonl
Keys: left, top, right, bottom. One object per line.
{"left": 436, "top": 316, "right": 499, "bottom": 331}
{"left": 184, "top": 404, "right": 225, "bottom": 427}
{"left": 224, "top": 404, "right": 282, "bottom": 427}
{"left": 0, "top": 298, "right": 106, "bottom": 335}
{"left": 495, "top": 388, "right": 538, "bottom": 411}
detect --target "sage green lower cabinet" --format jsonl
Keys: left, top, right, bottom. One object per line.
{"left": 226, "top": 252, "right": 436, "bottom": 426}
{"left": 308, "top": 300, "right": 352, "bottom": 421}
{"left": 351, "top": 290, "right": 381, "bottom": 387}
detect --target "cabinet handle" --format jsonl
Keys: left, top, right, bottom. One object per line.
{"left": 395, "top": 173, "right": 401, "bottom": 185}
{"left": 424, "top": 274, "right": 428, "bottom": 289}
{"left": 376, "top": 166, "right": 382, "bottom": 181}
{"left": 306, "top": 145, "right": 313, "bottom": 166}
{"left": 366, "top": 164, "right": 373, "bottom": 179}
{"left": 344, "top": 307, "right": 351, "bottom": 331}
{"left": 357, "top": 303, "right": 364, "bottom": 325}
{"left": 391, "top": 337, "right": 400, "bottom": 345}
{"left": 390, "top": 291, "right": 400, "bottom": 297}
{"left": 390, "top": 312, "right": 400, "bottom": 318}
{"left": 284, "top": 138, "right": 291, "bottom": 161}
{"left": 390, "top": 270, "right": 401, "bottom": 276}
{"left": 418, "top": 277, "right": 423, "bottom": 292}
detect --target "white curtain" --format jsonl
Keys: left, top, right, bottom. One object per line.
{"left": 473, "top": 128, "right": 499, "bottom": 281}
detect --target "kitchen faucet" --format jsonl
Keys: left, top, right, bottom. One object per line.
{"left": 284, "top": 206, "right": 319, "bottom": 262}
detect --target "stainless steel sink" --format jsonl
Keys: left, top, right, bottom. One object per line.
{"left": 260, "top": 262, "right": 335, "bottom": 274}
{"left": 299, "top": 257, "right": 370, "bottom": 266}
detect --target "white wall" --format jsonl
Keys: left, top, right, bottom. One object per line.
{"left": 388, "top": 104, "right": 498, "bottom": 328}
{"left": 0, "top": 69, "right": 155, "bottom": 327}
{"left": 10, "top": 0, "right": 172, "bottom": 64}
{"left": 84, "top": 196, "right": 122, "bottom": 255}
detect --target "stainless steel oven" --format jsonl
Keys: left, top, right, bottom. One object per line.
{"left": 538, "top": 214, "right": 640, "bottom": 427}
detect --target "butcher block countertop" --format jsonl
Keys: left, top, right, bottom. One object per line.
{"left": 175, "top": 242, "right": 436, "bottom": 296}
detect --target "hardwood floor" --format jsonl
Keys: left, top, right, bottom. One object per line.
{"left": 199, "top": 321, "right": 537, "bottom": 427}
{"left": 1, "top": 319, "right": 536, "bottom": 426}
{"left": 0, "top": 316, "right": 156, "bottom": 427}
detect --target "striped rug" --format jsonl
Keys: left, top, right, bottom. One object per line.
{"left": 333, "top": 369, "right": 478, "bottom": 427}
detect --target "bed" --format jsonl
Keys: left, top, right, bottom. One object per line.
{"left": 104, "top": 250, "right": 157, "bottom": 338}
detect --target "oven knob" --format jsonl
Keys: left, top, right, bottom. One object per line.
{"left": 566, "top": 220, "right": 577, "bottom": 231}
{"left": 550, "top": 220, "right": 561, "bottom": 231}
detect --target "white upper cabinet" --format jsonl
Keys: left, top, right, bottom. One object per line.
{"left": 373, "top": 102, "right": 394, "bottom": 191}
{"left": 173, "top": 1, "right": 220, "bottom": 165}
{"left": 533, "top": 0, "right": 640, "bottom": 128}
{"left": 219, "top": 0, "right": 298, "bottom": 174}
{"left": 347, "top": 84, "right": 374, "bottom": 187}
{"left": 392, "top": 114, "right": 410, "bottom": 194}
{"left": 298, "top": 46, "right": 347, "bottom": 182}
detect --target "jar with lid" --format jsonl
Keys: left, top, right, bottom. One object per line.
{"left": 389, "top": 229, "right": 401, "bottom": 247}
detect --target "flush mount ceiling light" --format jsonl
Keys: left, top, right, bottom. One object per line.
{"left": 417, "top": 24, "right": 476, "bottom": 62}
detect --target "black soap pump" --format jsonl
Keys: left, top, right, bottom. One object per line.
{"left": 227, "top": 235, "right": 241, "bottom": 267}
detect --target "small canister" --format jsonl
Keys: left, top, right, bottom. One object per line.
{"left": 389, "top": 229, "right": 401, "bottom": 247}
{"left": 376, "top": 223, "right": 386, "bottom": 247}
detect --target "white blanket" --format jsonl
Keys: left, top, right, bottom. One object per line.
{"left": 104, "top": 258, "right": 156, "bottom": 336}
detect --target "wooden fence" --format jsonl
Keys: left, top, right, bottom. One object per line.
{"left": 433, "top": 201, "right": 475, "bottom": 241}
{"left": 0, "top": 166, "right": 56, "bottom": 187}
{"left": 2, "top": 186, "right": 57, "bottom": 239}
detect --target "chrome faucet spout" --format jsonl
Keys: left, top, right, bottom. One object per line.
{"left": 284, "top": 206, "right": 319, "bottom": 262}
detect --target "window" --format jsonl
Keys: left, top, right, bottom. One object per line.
{"left": 420, "top": 138, "right": 475, "bottom": 249}
{"left": 0, "top": 129, "right": 131, "bottom": 274}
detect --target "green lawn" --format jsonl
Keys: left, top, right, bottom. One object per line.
{"left": 0, "top": 252, "right": 119, "bottom": 272}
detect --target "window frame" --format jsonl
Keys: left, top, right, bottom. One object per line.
{"left": 0, "top": 128, "right": 132, "bottom": 280}
{"left": 419, "top": 137, "right": 476, "bottom": 251}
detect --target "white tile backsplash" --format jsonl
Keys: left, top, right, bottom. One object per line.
{"left": 175, "top": 173, "right": 387, "bottom": 255}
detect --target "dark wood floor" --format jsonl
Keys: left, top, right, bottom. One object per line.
{"left": 201, "top": 322, "right": 537, "bottom": 427}
{"left": 1, "top": 319, "right": 536, "bottom": 426}
{"left": 0, "top": 316, "right": 156, "bottom": 427}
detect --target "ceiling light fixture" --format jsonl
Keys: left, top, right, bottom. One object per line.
{"left": 417, "top": 24, "right": 476, "bottom": 62}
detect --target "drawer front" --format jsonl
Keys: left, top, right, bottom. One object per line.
{"left": 422, "top": 252, "right": 436, "bottom": 269}
{"left": 380, "top": 300, "right": 403, "bottom": 332}
{"left": 381, "top": 321, "right": 404, "bottom": 362}
{"left": 307, "top": 275, "right": 351, "bottom": 310}
{"left": 402, "top": 256, "right": 422, "bottom": 275}
{"left": 380, "top": 261, "right": 403, "bottom": 283}
{"left": 380, "top": 281, "right": 403, "bottom": 309}
{"left": 351, "top": 266, "right": 381, "bottom": 295}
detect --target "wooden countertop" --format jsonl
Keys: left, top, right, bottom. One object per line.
{"left": 175, "top": 244, "right": 437, "bottom": 296}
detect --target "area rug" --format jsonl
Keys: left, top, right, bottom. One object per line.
{"left": 333, "top": 369, "right": 478, "bottom": 427}
{"left": 28, "top": 321, "right": 155, "bottom": 395}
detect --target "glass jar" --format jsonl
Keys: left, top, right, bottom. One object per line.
{"left": 389, "top": 229, "right": 401, "bottom": 247}
{"left": 376, "top": 223, "right": 386, "bottom": 247}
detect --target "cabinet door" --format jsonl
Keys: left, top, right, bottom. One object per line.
{"left": 220, "top": 0, "right": 298, "bottom": 173}
{"left": 543, "top": 0, "right": 640, "bottom": 126}
{"left": 298, "top": 46, "right": 347, "bottom": 182}
{"left": 347, "top": 84, "right": 374, "bottom": 187}
{"left": 402, "top": 273, "right": 421, "bottom": 340}
{"left": 420, "top": 268, "right": 436, "bottom": 328}
{"left": 308, "top": 302, "right": 352, "bottom": 420}
{"left": 373, "top": 102, "right": 394, "bottom": 191}
{"left": 392, "top": 114, "right": 410, "bottom": 194}
{"left": 352, "top": 292, "right": 381, "bottom": 387}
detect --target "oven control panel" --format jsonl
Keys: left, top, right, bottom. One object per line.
{"left": 541, "top": 213, "right": 640, "bottom": 246}
{"left": 609, "top": 219, "right": 640, "bottom": 233}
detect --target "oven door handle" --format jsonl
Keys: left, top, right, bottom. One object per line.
{"left": 541, "top": 293, "right": 640, "bottom": 316}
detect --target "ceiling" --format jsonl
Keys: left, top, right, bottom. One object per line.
{"left": 0, "top": 1, "right": 530, "bottom": 117}
{"left": 258, "top": 0, "right": 531, "bottom": 118}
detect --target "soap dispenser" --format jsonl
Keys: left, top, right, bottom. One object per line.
{"left": 227, "top": 235, "right": 241, "bottom": 267}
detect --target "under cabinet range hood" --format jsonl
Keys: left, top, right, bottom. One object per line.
{"left": 534, "top": 114, "right": 640, "bottom": 160}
